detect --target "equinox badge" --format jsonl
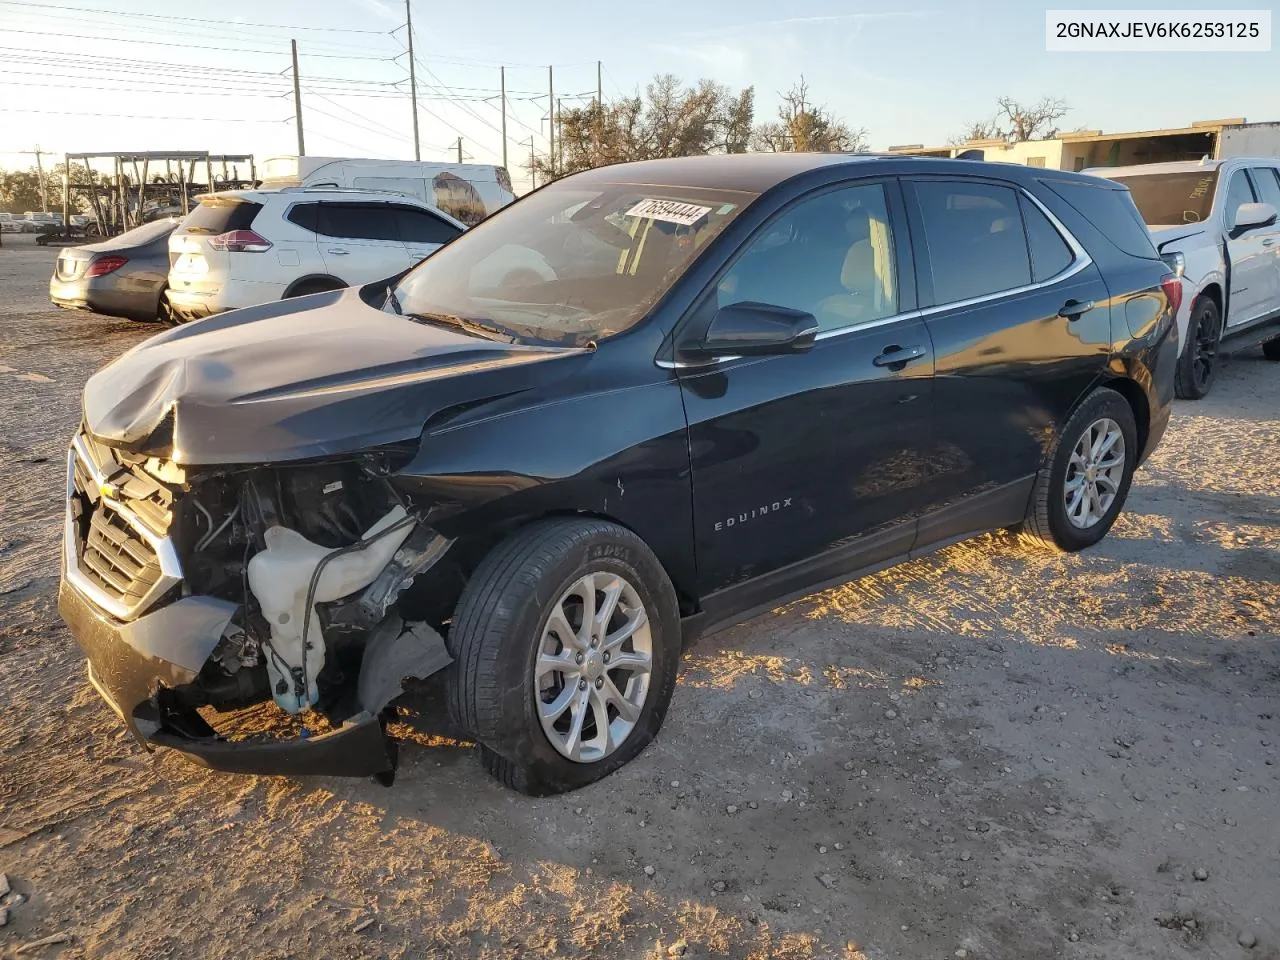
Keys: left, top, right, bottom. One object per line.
{"left": 714, "top": 498, "right": 793, "bottom": 533}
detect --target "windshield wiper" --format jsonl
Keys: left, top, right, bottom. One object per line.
{"left": 385, "top": 285, "right": 403, "bottom": 315}
{"left": 405, "top": 311, "right": 520, "bottom": 343}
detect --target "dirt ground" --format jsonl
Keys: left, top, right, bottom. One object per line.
{"left": 1, "top": 232, "right": 1277, "bottom": 960}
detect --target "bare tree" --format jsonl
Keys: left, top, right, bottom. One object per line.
{"left": 530, "top": 75, "right": 757, "bottom": 182}
{"left": 751, "top": 77, "right": 868, "bottom": 153}
{"left": 953, "top": 96, "right": 1071, "bottom": 145}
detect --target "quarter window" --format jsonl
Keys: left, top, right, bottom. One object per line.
{"left": 914, "top": 181, "right": 1031, "bottom": 303}
{"left": 714, "top": 182, "right": 898, "bottom": 333}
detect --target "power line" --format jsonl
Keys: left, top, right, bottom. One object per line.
{"left": 3, "top": 27, "right": 396, "bottom": 60}
{"left": 0, "top": 48, "right": 403, "bottom": 86}
{"left": 0, "top": 0, "right": 392, "bottom": 33}
{"left": 0, "top": 107, "right": 285, "bottom": 123}
{"left": 2, "top": 8, "right": 397, "bottom": 56}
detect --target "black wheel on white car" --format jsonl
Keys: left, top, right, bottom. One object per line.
{"left": 284, "top": 278, "right": 345, "bottom": 299}
{"left": 1262, "top": 335, "right": 1280, "bottom": 362}
{"left": 1174, "top": 297, "right": 1222, "bottom": 400}
{"left": 1019, "top": 386, "right": 1138, "bottom": 553}
{"left": 446, "top": 518, "right": 681, "bottom": 795}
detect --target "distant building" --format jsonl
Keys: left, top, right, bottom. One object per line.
{"left": 886, "top": 118, "right": 1280, "bottom": 170}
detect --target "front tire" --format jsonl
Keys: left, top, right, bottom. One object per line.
{"left": 447, "top": 518, "right": 681, "bottom": 795}
{"left": 1262, "top": 335, "right": 1280, "bottom": 362}
{"left": 1174, "top": 297, "right": 1222, "bottom": 400}
{"left": 1020, "top": 387, "right": 1138, "bottom": 552}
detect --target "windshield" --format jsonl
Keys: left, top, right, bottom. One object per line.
{"left": 390, "top": 180, "right": 756, "bottom": 346}
{"left": 1108, "top": 171, "right": 1219, "bottom": 226}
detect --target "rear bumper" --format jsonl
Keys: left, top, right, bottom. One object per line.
{"left": 50, "top": 278, "right": 157, "bottom": 320}
{"left": 58, "top": 580, "right": 395, "bottom": 778}
{"left": 166, "top": 279, "right": 288, "bottom": 322}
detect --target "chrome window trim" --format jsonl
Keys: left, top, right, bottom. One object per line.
{"left": 656, "top": 185, "right": 1092, "bottom": 371}
{"left": 64, "top": 438, "right": 183, "bottom": 623}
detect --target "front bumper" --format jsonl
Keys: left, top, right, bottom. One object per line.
{"left": 59, "top": 580, "right": 396, "bottom": 777}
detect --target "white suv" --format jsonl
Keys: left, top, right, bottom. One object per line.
{"left": 166, "top": 188, "right": 466, "bottom": 322}
{"left": 1087, "top": 158, "right": 1280, "bottom": 398}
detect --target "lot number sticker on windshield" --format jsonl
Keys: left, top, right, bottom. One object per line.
{"left": 625, "top": 199, "right": 712, "bottom": 226}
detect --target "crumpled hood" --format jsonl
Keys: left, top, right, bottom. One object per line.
{"left": 83, "top": 288, "right": 588, "bottom": 464}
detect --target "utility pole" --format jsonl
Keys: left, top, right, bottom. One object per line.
{"left": 32, "top": 145, "right": 48, "bottom": 211}
{"left": 527, "top": 137, "right": 536, "bottom": 190}
{"left": 290, "top": 40, "right": 305, "bottom": 155}
{"left": 595, "top": 61, "right": 603, "bottom": 162}
{"left": 456, "top": 137, "right": 463, "bottom": 164}
{"left": 547, "top": 65, "right": 554, "bottom": 178}
{"left": 556, "top": 98, "right": 563, "bottom": 174}
{"left": 499, "top": 66, "right": 508, "bottom": 172}
{"left": 405, "top": 0, "right": 420, "bottom": 161}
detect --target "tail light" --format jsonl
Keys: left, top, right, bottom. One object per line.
{"left": 1160, "top": 273, "right": 1183, "bottom": 318}
{"left": 209, "top": 229, "right": 272, "bottom": 253}
{"left": 85, "top": 255, "right": 128, "bottom": 278}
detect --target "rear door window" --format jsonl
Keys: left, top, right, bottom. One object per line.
{"left": 1019, "top": 195, "right": 1075, "bottom": 282}
{"left": 912, "top": 180, "right": 1031, "bottom": 304}
{"left": 393, "top": 206, "right": 463, "bottom": 244}
{"left": 316, "top": 203, "right": 399, "bottom": 241}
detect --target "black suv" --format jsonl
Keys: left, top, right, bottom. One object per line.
{"left": 60, "top": 154, "right": 1176, "bottom": 794}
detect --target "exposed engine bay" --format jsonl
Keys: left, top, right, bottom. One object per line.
{"left": 63, "top": 433, "right": 458, "bottom": 781}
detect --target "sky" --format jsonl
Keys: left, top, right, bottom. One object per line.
{"left": 1, "top": 0, "right": 1277, "bottom": 193}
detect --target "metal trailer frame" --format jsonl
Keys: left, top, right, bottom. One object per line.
{"left": 58, "top": 151, "right": 257, "bottom": 240}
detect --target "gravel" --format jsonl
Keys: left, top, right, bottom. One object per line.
{"left": 0, "top": 238, "right": 1277, "bottom": 960}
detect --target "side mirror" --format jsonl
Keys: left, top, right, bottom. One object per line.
{"left": 1232, "top": 201, "right": 1278, "bottom": 233}
{"left": 691, "top": 302, "right": 819, "bottom": 359}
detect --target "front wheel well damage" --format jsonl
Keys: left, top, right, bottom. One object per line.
{"left": 417, "top": 509, "right": 702, "bottom": 634}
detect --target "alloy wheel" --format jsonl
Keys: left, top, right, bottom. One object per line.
{"left": 1191, "top": 306, "right": 1221, "bottom": 391}
{"left": 535, "top": 572, "right": 653, "bottom": 763}
{"left": 1063, "top": 417, "right": 1126, "bottom": 530}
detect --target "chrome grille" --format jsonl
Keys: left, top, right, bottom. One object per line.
{"left": 64, "top": 434, "right": 182, "bottom": 622}
{"left": 81, "top": 504, "right": 164, "bottom": 608}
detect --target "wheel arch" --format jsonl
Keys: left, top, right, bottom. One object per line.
{"left": 1096, "top": 375, "right": 1150, "bottom": 460}
{"left": 1196, "top": 280, "right": 1224, "bottom": 318}
{"left": 282, "top": 274, "right": 347, "bottom": 299}
{"left": 423, "top": 508, "right": 700, "bottom": 625}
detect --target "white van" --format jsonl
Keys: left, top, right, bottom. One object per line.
{"left": 258, "top": 156, "right": 515, "bottom": 226}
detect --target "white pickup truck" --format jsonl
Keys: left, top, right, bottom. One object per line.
{"left": 1087, "top": 157, "right": 1280, "bottom": 398}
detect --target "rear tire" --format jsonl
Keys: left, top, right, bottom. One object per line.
{"left": 1174, "top": 297, "right": 1222, "bottom": 400}
{"left": 1262, "top": 335, "right": 1280, "bottom": 362}
{"left": 283, "top": 278, "right": 345, "bottom": 299}
{"left": 446, "top": 518, "right": 681, "bottom": 796}
{"left": 1019, "top": 387, "right": 1138, "bottom": 552}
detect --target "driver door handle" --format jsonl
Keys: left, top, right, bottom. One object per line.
{"left": 873, "top": 344, "right": 927, "bottom": 368}
{"left": 1263, "top": 238, "right": 1276, "bottom": 246}
{"left": 1058, "top": 298, "right": 1094, "bottom": 319}
{"left": 327, "top": 248, "right": 350, "bottom": 255}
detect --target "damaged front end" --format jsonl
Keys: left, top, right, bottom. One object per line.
{"left": 59, "top": 430, "right": 455, "bottom": 781}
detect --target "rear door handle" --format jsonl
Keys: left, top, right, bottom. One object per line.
{"left": 1058, "top": 299, "right": 1094, "bottom": 319}
{"left": 873, "top": 344, "right": 927, "bottom": 368}
{"left": 327, "top": 248, "right": 349, "bottom": 255}
{"left": 1263, "top": 238, "right": 1276, "bottom": 246}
